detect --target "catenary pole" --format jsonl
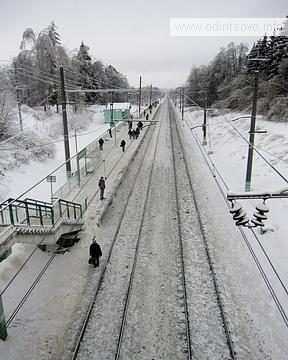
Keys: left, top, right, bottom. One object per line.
{"left": 13, "top": 62, "right": 23, "bottom": 131}
{"left": 203, "top": 92, "right": 207, "bottom": 145}
{"left": 181, "top": 86, "right": 184, "bottom": 120}
{"left": 138, "top": 76, "right": 142, "bottom": 117}
{"left": 60, "top": 66, "right": 71, "bottom": 177}
{"left": 245, "top": 70, "right": 259, "bottom": 191}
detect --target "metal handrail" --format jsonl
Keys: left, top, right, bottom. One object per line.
{"left": 0, "top": 197, "right": 82, "bottom": 228}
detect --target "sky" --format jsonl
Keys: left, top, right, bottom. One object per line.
{"left": 0, "top": 0, "right": 287, "bottom": 88}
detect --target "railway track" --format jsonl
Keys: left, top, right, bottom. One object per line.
{"left": 68, "top": 104, "right": 163, "bottom": 360}
{"left": 168, "top": 99, "right": 236, "bottom": 359}
{"left": 67, "top": 98, "right": 236, "bottom": 360}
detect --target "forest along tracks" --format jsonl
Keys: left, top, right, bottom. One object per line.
{"left": 68, "top": 99, "right": 236, "bottom": 360}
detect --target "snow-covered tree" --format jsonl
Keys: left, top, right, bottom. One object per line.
{"left": 15, "top": 22, "right": 70, "bottom": 108}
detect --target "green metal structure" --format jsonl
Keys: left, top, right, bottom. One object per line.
{"left": 104, "top": 103, "right": 131, "bottom": 123}
{"left": 0, "top": 295, "right": 7, "bottom": 341}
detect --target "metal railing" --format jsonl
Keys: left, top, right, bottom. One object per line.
{"left": 0, "top": 197, "right": 82, "bottom": 229}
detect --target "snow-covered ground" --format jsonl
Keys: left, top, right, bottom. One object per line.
{"left": 186, "top": 107, "right": 288, "bottom": 288}
{"left": 1, "top": 100, "right": 288, "bottom": 358}
{"left": 184, "top": 107, "right": 288, "bottom": 356}
{"left": 0, "top": 105, "right": 108, "bottom": 201}
{"left": 0, "top": 104, "right": 141, "bottom": 202}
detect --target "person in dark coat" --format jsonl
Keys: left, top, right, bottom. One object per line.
{"left": 135, "top": 127, "right": 140, "bottom": 139}
{"left": 99, "top": 138, "right": 104, "bottom": 150}
{"left": 120, "top": 139, "right": 126, "bottom": 152}
{"left": 108, "top": 128, "right": 112, "bottom": 138}
{"left": 128, "top": 129, "right": 133, "bottom": 139}
{"left": 146, "top": 113, "right": 149, "bottom": 121}
{"left": 89, "top": 237, "right": 102, "bottom": 268}
{"left": 98, "top": 176, "right": 106, "bottom": 200}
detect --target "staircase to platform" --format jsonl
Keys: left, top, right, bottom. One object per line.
{"left": 0, "top": 197, "right": 84, "bottom": 259}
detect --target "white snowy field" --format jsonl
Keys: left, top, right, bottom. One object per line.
{"left": 185, "top": 107, "right": 288, "bottom": 330}
{"left": 0, "top": 104, "right": 141, "bottom": 202}
{"left": 0, "top": 104, "right": 108, "bottom": 202}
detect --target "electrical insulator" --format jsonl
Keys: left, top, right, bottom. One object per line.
{"left": 230, "top": 201, "right": 249, "bottom": 226}
{"left": 251, "top": 202, "right": 269, "bottom": 227}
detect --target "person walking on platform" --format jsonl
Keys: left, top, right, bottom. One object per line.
{"left": 120, "top": 139, "right": 126, "bottom": 152}
{"left": 128, "top": 129, "right": 133, "bottom": 139}
{"left": 89, "top": 237, "right": 102, "bottom": 268}
{"left": 98, "top": 176, "right": 106, "bottom": 200}
{"left": 108, "top": 128, "right": 112, "bottom": 138}
{"left": 146, "top": 113, "right": 149, "bottom": 121}
{"left": 135, "top": 127, "right": 140, "bottom": 139}
{"left": 99, "top": 138, "right": 104, "bottom": 150}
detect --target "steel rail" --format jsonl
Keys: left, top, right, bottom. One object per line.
{"left": 169, "top": 100, "right": 237, "bottom": 359}
{"left": 168, "top": 103, "right": 193, "bottom": 359}
{"left": 69, "top": 104, "right": 162, "bottom": 360}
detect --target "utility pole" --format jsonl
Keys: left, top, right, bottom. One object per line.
{"left": 149, "top": 84, "right": 152, "bottom": 106}
{"left": 203, "top": 93, "right": 207, "bottom": 145}
{"left": 110, "top": 91, "right": 116, "bottom": 145}
{"left": 181, "top": 86, "right": 184, "bottom": 120}
{"left": 75, "top": 129, "right": 81, "bottom": 186}
{"left": 138, "top": 76, "right": 142, "bottom": 117}
{"left": 13, "top": 62, "right": 23, "bottom": 131}
{"left": 179, "top": 87, "right": 182, "bottom": 110}
{"left": 245, "top": 70, "right": 259, "bottom": 192}
{"left": 59, "top": 66, "right": 71, "bottom": 177}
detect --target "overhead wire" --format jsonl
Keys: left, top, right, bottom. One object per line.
{"left": 184, "top": 101, "right": 288, "bottom": 328}
{"left": 197, "top": 83, "right": 288, "bottom": 185}
{"left": 18, "top": 68, "right": 78, "bottom": 89}
{"left": 0, "top": 120, "right": 107, "bottom": 151}
{"left": 63, "top": 66, "right": 131, "bottom": 90}
{"left": 17, "top": 64, "right": 82, "bottom": 89}
{"left": 0, "top": 120, "right": 123, "bottom": 334}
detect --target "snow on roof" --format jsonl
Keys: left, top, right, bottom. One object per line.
{"left": 106, "top": 102, "right": 130, "bottom": 110}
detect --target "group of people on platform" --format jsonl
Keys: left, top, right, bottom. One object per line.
{"left": 90, "top": 103, "right": 159, "bottom": 269}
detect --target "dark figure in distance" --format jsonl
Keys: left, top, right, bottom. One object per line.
{"left": 128, "top": 129, "right": 133, "bottom": 139}
{"left": 99, "top": 138, "right": 104, "bottom": 151}
{"left": 137, "top": 120, "right": 143, "bottom": 131}
{"left": 135, "top": 127, "right": 140, "bottom": 139}
{"left": 120, "top": 139, "right": 126, "bottom": 152}
{"left": 98, "top": 176, "right": 106, "bottom": 200}
{"left": 146, "top": 113, "right": 149, "bottom": 121}
{"left": 89, "top": 237, "right": 102, "bottom": 268}
{"left": 128, "top": 120, "right": 133, "bottom": 130}
{"left": 108, "top": 128, "right": 112, "bottom": 138}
